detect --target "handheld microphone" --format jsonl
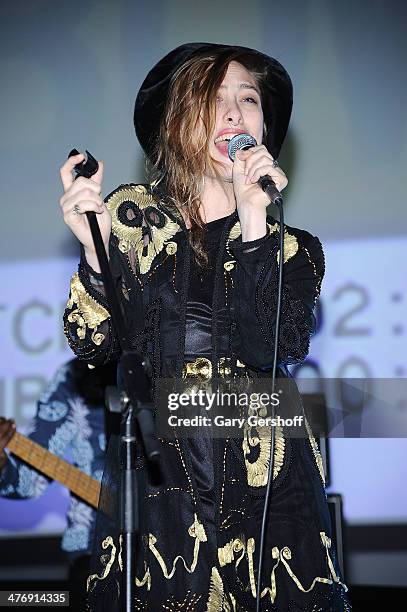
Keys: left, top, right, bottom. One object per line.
{"left": 68, "top": 148, "right": 99, "bottom": 179}
{"left": 227, "top": 134, "right": 283, "bottom": 206}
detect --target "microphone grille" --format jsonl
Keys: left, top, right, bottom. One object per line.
{"left": 227, "top": 133, "right": 257, "bottom": 161}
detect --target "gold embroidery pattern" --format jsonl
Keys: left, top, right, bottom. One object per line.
{"left": 243, "top": 538, "right": 256, "bottom": 598}
{"left": 304, "top": 245, "right": 323, "bottom": 303}
{"left": 135, "top": 592, "right": 203, "bottom": 611}
{"left": 242, "top": 397, "right": 285, "bottom": 487}
{"left": 162, "top": 592, "right": 203, "bottom": 611}
{"left": 228, "top": 593, "right": 237, "bottom": 612}
{"left": 135, "top": 569, "right": 152, "bottom": 590}
{"left": 227, "top": 220, "right": 298, "bottom": 264}
{"left": 218, "top": 531, "right": 348, "bottom": 605}
{"left": 88, "top": 530, "right": 347, "bottom": 607}
{"left": 276, "top": 229, "right": 299, "bottom": 264}
{"left": 304, "top": 417, "right": 326, "bottom": 486}
{"left": 90, "top": 515, "right": 206, "bottom": 598}
{"left": 206, "top": 566, "right": 224, "bottom": 611}
{"left": 320, "top": 532, "right": 344, "bottom": 586}
{"left": 175, "top": 437, "right": 196, "bottom": 502}
{"left": 226, "top": 220, "right": 272, "bottom": 259}
{"left": 106, "top": 184, "right": 180, "bottom": 274}
{"left": 219, "top": 509, "right": 246, "bottom": 531}
{"left": 206, "top": 582, "right": 236, "bottom": 612}
{"left": 147, "top": 486, "right": 185, "bottom": 498}
{"left": 133, "top": 598, "right": 148, "bottom": 611}
{"left": 218, "top": 538, "right": 245, "bottom": 568}
{"left": 66, "top": 273, "right": 110, "bottom": 345}
{"left": 166, "top": 241, "right": 177, "bottom": 255}
{"left": 148, "top": 514, "right": 207, "bottom": 580}
{"left": 86, "top": 535, "right": 116, "bottom": 592}
{"left": 219, "top": 444, "right": 228, "bottom": 518}
{"left": 88, "top": 534, "right": 151, "bottom": 593}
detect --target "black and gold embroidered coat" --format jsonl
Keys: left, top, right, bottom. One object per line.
{"left": 63, "top": 184, "right": 351, "bottom": 611}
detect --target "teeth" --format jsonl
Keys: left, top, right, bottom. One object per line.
{"left": 214, "top": 134, "right": 235, "bottom": 144}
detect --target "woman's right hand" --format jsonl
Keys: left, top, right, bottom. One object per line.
{"left": 59, "top": 153, "right": 112, "bottom": 260}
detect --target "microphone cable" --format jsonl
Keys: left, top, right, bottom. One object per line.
{"left": 255, "top": 199, "right": 284, "bottom": 612}
{"left": 226, "top": 134, "right": 285, "bottom": 611}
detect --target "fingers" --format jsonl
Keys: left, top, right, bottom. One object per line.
{"left": 60, "top": 176, "right": 102, "bottom": 206}
{"left": 60, "top": 153, "right": 85, "bottom": 192}
{"left": 92, "top": 160, "right": 104, "bottom": 186}
{"left": 239, "top": 146, "right": 273, "bottom": 176}
{"left": 249, "top": 164, "right": 288, "bottom": 191}
{"left": 60, "top": 176, "right": 104, "bottom": 220}
{"left": 58, "top": 155, "right": 110, "bottom": 251}
{"left": 59, "top": 155, "right": 104, "bottom": 195}
{"left": 236, "top": 145, "right": 275, "bottom": 174}
{"left": 235, "top": 149, "right": 251, "bottom": 160}
{"left": 61, "top": 192, "right": 106, "bottom": 224}
{"left": 239, "top": 146, "right": 288, "bottom": 190}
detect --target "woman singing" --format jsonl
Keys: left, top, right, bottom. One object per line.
{"left": 60, "top": 43, "right": 351, "bottom": 611}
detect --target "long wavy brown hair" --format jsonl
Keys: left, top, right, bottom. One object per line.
{"left": 148, "top": 48, "right": 268, "bottom": 267}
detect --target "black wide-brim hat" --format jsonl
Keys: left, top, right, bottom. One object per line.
{"left": 134, "top": 42, "right": 293, "bottom": 162}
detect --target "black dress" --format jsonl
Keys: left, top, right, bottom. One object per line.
{"left": 64, "top": 184, "right": 352, "bottom": 611}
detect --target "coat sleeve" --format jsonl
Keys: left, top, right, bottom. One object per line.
{"left": 63, "top": 241, "right": 122, "bottom": 367}
{"left": 63, "top": 183, "right": 160, "bottom": 367}
{"left": 228, "top": 221, "right": 325, "bottom": 371}
{"left": 62, "top": 183, "right": 141, "bottom": 367}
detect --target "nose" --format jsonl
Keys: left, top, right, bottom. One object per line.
{"left": 224, "top": 99, "right": 242, "bottom": 126}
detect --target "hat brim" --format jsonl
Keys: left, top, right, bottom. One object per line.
{"left": 134, "top": 42, "right": 293, "bottom": 162}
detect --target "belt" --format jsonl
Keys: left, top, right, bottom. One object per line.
{"left": 182, "top": 356, "right": 248, "bottom": 383}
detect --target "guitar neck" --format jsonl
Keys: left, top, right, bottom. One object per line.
{"left": 7, "top": 432, "right": 100, "bottom": 509}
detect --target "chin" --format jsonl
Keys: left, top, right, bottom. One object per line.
{"left": 208, "top": 153, "right": 232, "bottom": 178}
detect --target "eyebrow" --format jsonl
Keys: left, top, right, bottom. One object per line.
{"left": 218, "top": 82, "right": 261, "bottom": 95}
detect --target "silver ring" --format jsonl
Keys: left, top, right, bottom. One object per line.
{"left": 272, "top": 159, "right": 279, "bottom": 168}
{"left": 73, "top": 204, "right": 81, "bottom": 215}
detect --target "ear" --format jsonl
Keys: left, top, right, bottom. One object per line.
{"left": 262, "top": 121, "right": 267, "bottom": 144}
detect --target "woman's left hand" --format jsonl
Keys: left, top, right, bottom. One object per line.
{"left": 232, "top": 144, "right": 288, "bottom": 211}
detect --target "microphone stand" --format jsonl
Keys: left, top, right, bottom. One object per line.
{"left": 69, "top": 150, "right": 160, "bottom": 612}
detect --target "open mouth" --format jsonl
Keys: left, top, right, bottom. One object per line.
{"left": 214, "top": 133, "right": 243, "bottom": 145}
